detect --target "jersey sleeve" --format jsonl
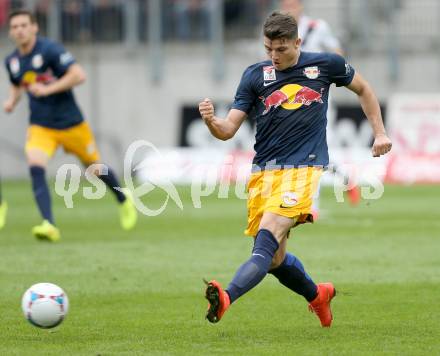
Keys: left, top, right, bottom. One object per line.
{"left": 46, "top": 42, "right": 76, "bottom": 76}
{"left": 327, "top": 53, "right": 355, "bottom": 87}
{"left": 231, "top": 66, "right": 257, "bottom": 114}
{"left": 4, "top": 57, "right": 20, "bottom": 86}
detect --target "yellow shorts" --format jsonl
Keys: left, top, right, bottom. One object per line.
{"left": 25, "top": 122, "right": 100, "bottom": 165}
{"left": 245, "top": 166, "right": 323, "bottom": 237}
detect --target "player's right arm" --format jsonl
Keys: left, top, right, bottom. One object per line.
{"left": 3, "top": 84, "right": 23, "bottom": 113}
{"left": 28, "top": 63, "right": 86, "bottom": 98}
{"left": 199, "top": 99, "right": 247, "bottom": 141}
{"left": 199, "top": 64, "right": 256, "bottom": 140}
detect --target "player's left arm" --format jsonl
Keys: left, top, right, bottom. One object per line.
{"left": 28, "top": 63, "right": 86, "bottom": 98}
{"left": 346, "top": 72, "right": 392, "bottom": 157}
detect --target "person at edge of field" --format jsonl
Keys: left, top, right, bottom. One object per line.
{"left": 3, "top": 9, "right": 138, "bottom": 242}
{"left": 0, "top": 178, "right": 7, "bottom": 230}
{"left": 199, "top": 11, "right": 392, "bottom": 327}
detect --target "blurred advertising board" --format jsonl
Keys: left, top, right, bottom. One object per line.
{"left": 386, "top": 94, "right": 440, "bottom": 184}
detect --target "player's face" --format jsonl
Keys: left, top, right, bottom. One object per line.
{"left": 9, "top": 15, "right": 38, "bottom": 47}
{"left": 264, "top": 36, "right": 301, "bottom": 71}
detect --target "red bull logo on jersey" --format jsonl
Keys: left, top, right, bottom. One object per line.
{"left": 260, "top": 84, "right": 324, "bottom": 115}
{"left": 21, "top": 70, "right": 56, "bottom": 87}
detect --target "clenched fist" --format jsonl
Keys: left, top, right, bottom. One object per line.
{"left": 372, "top": 134, "right": 392, "bottom": 157}
{"left": 199, "top": 98, "right": 215, "bottom": 124}
{"left": 3, "top": 98, "right": 15, "bottom": 113}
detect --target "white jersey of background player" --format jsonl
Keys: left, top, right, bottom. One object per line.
{"left": 280, "top": 0, "right": 360, "bottom": 218}
{"left": 297, "top": 13, "right": 342, "bottom": 54}
{"left": 281, "top": 0, "right": 342, "bottom": 53}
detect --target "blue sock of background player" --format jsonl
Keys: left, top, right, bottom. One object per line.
{"left": 31, "top": 165, "right": 128, "bottom": 221}
{"left": 225, "top": 229, "right": 318, "bottom": 303}
{"left": 30, "top": 166, "right": 54, "bottom": 224}
{"left": 98, "top": 168, "right": 126, "bottom": 203}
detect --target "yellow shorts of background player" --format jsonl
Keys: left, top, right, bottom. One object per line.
{"left": 245, "top": 166, "right": 323, "bottom": 237}
{"left": 25, "top": 122, "right": 101, "bottom": 165}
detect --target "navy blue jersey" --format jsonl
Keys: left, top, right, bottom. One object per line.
{"left": 232, "top": 51, "right": 355, "bottom": 168}
{"left": 4, "top": 37, "right": 83, "bottom": 129}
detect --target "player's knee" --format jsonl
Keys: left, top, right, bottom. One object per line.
{"left": 270, "top": 259, "right": 282, "bottom": 270}
{"left": 26, "top": 149, "right": 49, "bottom": 167}
{"left": 270, "top": 250, "right": 286, "bottom": 270}
{"left": 259, "top": 213, "right": 294, "bottom": 244}
{"left": 84, "top": 162, "right": 105, "bottom": 176}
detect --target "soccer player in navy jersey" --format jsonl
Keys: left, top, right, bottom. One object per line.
{"left": 199, "top": 11, "right": 392, "bottom": 327}
{"left": 3, "top": 10, "right": 137, "bottom": 242}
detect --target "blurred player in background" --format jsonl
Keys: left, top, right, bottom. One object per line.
{"left": 3, "top": 9, "right": 137, "bottom": 242}
{"left": 0, "top": 178, "right": 7, "bottom": 230}
{"left": 199, "top": 11, "right": 391, "bottom": 327}
{"left": 281, "top": 0, "right": 343, "bottom": 54}
{"left": 280, "top": 0, "right": 360, "bottom": 218}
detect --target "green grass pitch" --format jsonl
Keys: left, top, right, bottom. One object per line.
{"left": 0, "top": 180, "right": 439, "bottom": 355}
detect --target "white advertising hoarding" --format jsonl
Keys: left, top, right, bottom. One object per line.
{"left": 386, "top": 94, "right": 440, "bottom": 183}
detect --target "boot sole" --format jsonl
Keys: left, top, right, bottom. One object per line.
{"left": 205, "top": 283, "right": 220, "bottom": 323}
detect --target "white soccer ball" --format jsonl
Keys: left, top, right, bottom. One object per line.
{"left": 21, "top": 283, "right": 69, "bottom": 328}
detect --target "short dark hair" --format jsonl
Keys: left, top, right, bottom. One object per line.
{"left": 8, "top": 9, "right": 36, "bottom": 24}
{"left": 263, "top": 11, "right": 298, "bottom": 40}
